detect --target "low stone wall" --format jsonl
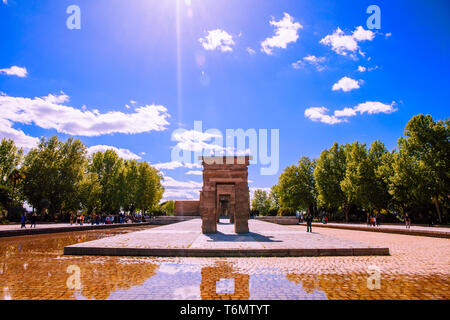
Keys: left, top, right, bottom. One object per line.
{"left": 254, "top": 216, "right": 298, "bottom": 225}
{"left": 0, "top": 222, "right": 153, "bottom": 238}
{"left": 174, "top": 201, "right": 200, "bottom": 216}
{"left": 299, "top": 223, "right": 450, "bottom": 239}
{"left": 147, "top": 216, "right": 199, "bottom": 225}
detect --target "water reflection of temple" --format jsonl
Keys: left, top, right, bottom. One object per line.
{"left": 200, "top": 263, "right": 249, "bottom": 300}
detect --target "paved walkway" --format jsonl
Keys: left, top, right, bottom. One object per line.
{"left": 64, "top": 219, "right": 389, "bottom": 257}
{"left": 298, "top": 222, "right": 450, "bottom": 238}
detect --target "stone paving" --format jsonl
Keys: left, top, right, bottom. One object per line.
{"left": 64, "top": 219, "right": 389, "bottom": 257}
{"left": 0, "top": 225, "right": 448, "bottom": 300}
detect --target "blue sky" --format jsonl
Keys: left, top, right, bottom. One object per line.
{"left": 1, "top": 0, "right": 449, "bottom": 200}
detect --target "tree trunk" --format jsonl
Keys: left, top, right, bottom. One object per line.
{"left": 344, "top": 206, "right": 350, "bottom": 223}
{"left": 433, "top": 196, "right": 442, "bottom": 223}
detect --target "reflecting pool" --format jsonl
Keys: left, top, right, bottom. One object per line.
{"left": 0, "top": 227, "right": 448, "bottom": 300}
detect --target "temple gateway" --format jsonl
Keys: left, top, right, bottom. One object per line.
{"left": 174, "top": 156, "right": 252, "bottom": 234}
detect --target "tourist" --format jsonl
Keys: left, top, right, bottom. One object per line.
{"left": 30, "top": 212, "right": 37, "bottom": 228}
{"left": 373, "top": 216, "right": 377, "bottom": 227}
{"left": 428, "top": 214, "right": 433, "bottom": 227}
{"left": 405, "top": 213, "right": 411, "bottom": 229}
{"left": 306, "top": 214, "right": 313, "bottom": 233}
{"left": 20, "top": 213, "right": 26, "bottom": 229}
{"left": 324, "top": 216, "right": 328, "bottom": 224}
{"left": 376, "top": 215, "right": 381, "bottom": 227}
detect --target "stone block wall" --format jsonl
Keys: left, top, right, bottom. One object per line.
{"left": 174, "top": 201, "right": 200, "bottom": 216}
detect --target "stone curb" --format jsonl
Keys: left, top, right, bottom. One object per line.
{"left": 298, "top": 223, "right": 450, "bottom": 239}
{"left": 63, "top": 246, "right": 389, "bottom": 257}
{"left": 0, "top": 223, "right": 153, "bottom": 238}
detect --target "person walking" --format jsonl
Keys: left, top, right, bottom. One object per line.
{"left": 306, "top": 214, "right": 313, "bottom": 233}
{"left": 30, "top": 212, "right": 37, "bottom": 228}
{"left": 405, "top": 213, "right": 411, "bottom": 229}
{"left": 373, "top": 216, "right": 377, "bottom": 227}
{"left": 21, "top": 213, "right": 26, "bottom": 229}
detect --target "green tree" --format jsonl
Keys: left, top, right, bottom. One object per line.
{"left": 268, "top": 184, "right": 281, "bottom": 214}
{"left": 368, "top": 140, "right": 392, "bottom": 214}
{"left": 400, "top": 114, "right": 449, "bottom": 222}
{"left": 340, "top": 142, "right": 373, "bottom": 220}
{"left": 314, "top": 142, "right": 350, "bottom": 221}
{"left": 161, "top": 200, "right": 175, "bottom": 216}
{"left": 22, "top": 136, "right": 86, "bottom": 219}
{"left": 7, "top": 168, "right": 25, "bottom": 206}
{"left": 277, "top": 156, "right": 317, "bottom": 215}
{"left": 0, "top": 138, "right": 23, "bottom": 186}
{"left": 88, "top": 150, "right": 124, "bottom": 215}
{"left": 135, "top": 162, "right": 164, "bottom": 214}
{"left": 78, "top": 172, "right": 102, "bottom": 215}
{"left": 251, "top": 189, "right": 271, "bottom": 216}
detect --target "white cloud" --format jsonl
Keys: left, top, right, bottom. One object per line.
{"left": 354, "top": 101, "right": 397, "bottom": 115}
{"left": 172, "top": 129, "right": 233, "bottom": 154}
{"left": 0, "top": 66, "right": 28, "bottom": 78}
{"left": 246, "top": 47, "right": 256, "bottom": 55}
{"left": 304, "top": 107, "right": 344, "bottom": 125}
{"left": 0, "top": 92, "right": 170, "bottom": 137}
{"left": 162, "top": 176, "right": 202, "bottom": 201}
{"left": 153, "top": 161, "right": 184, "bottom": 170}
{"left": 332, "top": 77, "right": 361, "bottom": 92}
{"left": 184, "top": 162, "right": 202, "bottom": 169}
{"left": 162, "top": 176, "right": 202, "bottom": 189}
{"left": 152, "top": 161, "right": 202, "bottom": 171}
{"left": 292, "top": 55, "right": 326, "bottom": 71}
{"left": 199, "top": 29, "right": 235, "bottom": 52}
{"left": 320, "top": 26, "right": 375, "bottom": 57}
{"left": 357, "top": 65, "right": 378, "bottom": 72}
{"left": 352, "top": 26, "right": 375, "bottom": 41}
{"left": 87, "top": 145, "right": 142, "bottom": 160}
{"left": 162, "top": 189, "right": 200, "bottom": 201}
{"left": 186, "top": 170, "right": 202, "bottom": 176}
{"left": 261, "top": 13, "right": 303, "bottom": 55}
{"left": 305, "top": 101, "right": 397, "bottom": 125}
{"left": 0, "top": 119, "right": 39, "bottom": 152}
{"left": 334, "top": 108, "right": 357, "bottom": 118}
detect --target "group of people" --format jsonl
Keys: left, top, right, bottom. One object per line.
{"left": 69, "top": 212, "right": 143, "bottom": 226}
{"left": 20, "top": 212, "right": 38, "bottom": 229}
{"left": 367, "top": 215, "right": 381, "bottom": 227}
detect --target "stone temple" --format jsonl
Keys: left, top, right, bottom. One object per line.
{"left": 174, "top": 156, "right": 252, "bottom": 234}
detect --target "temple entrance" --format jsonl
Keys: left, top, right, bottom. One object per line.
{"left": 218, "top": 195, "right": 230, "bottom": 222}
{"left": 199, "top": 156, "right": 251, "bottom": 234}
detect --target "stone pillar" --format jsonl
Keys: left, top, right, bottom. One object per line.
{"left": 200, "top": 188, "right": 217, "bottom": 234}
{"left": 234, "top": 182, "right": 249, "bottom": 234}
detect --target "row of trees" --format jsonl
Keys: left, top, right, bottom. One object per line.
{"left": 0, "top": 136, "right": 164, "bottom": 222}
{"left": 252, "top": 114, "right": 449, "bottom": 223}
